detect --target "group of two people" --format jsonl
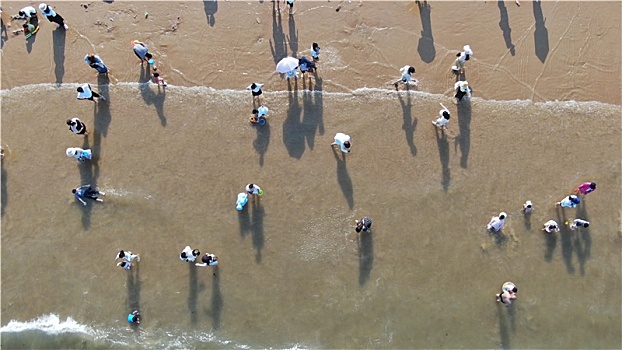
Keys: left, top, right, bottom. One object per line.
{"left": 180, "top": 246, "right": 218, "bottom": 267}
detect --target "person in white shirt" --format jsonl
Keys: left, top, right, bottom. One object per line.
{"left": 568, "top": 219, "right": 590, "bottom": 230}
{"left": 195, "top": 253, "right": 218, "bottom": 267}
{"left": 393, "top": 65, "right": 416, "bottom": 90}
{"left": 452, "top": 45, "right": 473, "bottom": 73}
{"left": 76, "top": 83, "right": 105, "bottom": 103}
{"left": 246, "top": 83, "right": 264, "bottom": 103}
{"left": 39, "top": 3, "right": 68, "bottom": 30}
{"left": 331, "top": 133, "right": 351, "bottom": 154}
{"left": 542, "top": 220, "right": 560, "bottom": 233}
{"left": 522, "top": 200, "right": 533, "bottom": 214}
{"left": 66, "top": 117, "right": 88, "bottom": 136}
{"left": 311, "top": 43, "right": 320, "bottom": 61}
{"left": 66, "top": 147, "right": 92, "bottom": 162}
{"left": 12, "top": 6, "right": 37, "bottom": 21}
{"left": 245, "top": 183, "right": 263, "bottom": 196}
{"left": 432, "top": 103, "right": 451, "bottom": 129}
{"left": 454, "top": 81, "right": 472, "bottom": 101}
{"left": 115, "top": 250, "right": 140, "bottom": 263}
{"left": 117, "top": 261, "right": 132, "bottom": 270}
{"left": 487, "top": 212, "right": 507, "bottom": 232}
{"left": 180, "top": 246, "right": 201, "bottom": 262}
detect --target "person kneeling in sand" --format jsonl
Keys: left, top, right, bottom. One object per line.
{"left": 542, "top": 220, "right": 560, "bottom": 233}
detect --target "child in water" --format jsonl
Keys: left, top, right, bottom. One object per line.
{"left": 151, "top": 67, "right": 167, "bottom": 87}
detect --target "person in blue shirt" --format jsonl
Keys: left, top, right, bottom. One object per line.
{"left": 127, "top": 310, "right": 141, "bottom": 324}
{"left": 84, "top": 54, "right": 108, "bottom": 74}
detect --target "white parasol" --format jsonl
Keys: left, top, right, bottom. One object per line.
{"left": 276, "top": 57, "right": 299, "bottom": 73}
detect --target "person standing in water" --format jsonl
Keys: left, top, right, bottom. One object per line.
{"left": 394, "top": 65, "right": 416, "bottom": 90}
{"left": 127, "top": 310, "right": 141, "bottom": 324}
{"left": 487, "top": 212, "right": 507, "bottom": 232}
{"left": 355, "top": 217, "right": 372, "bottom": 233}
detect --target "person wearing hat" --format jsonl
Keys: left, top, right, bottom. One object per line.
{"left": 77, "top": 83, "right": 105, "bottom": 103}
{"left": 84, "top": 53, "right": 108, "bottom": 74}
{"left": 432, "top": 103, "right": 451, "bottom": 129}
{"left": 127, "top": 310, "right": 141, "bottom": 324}
{"left": 394, "top": 65, "right": 416, "bottom": 90}
{"left": 66, "top": 147, "right": 92, "bottom": 162}
{"left": 454, "top": 81, "right": 472, "bottom": 101}
{"left": 39, "top": 3, "right": 68, "bottom": 30}
{"left": 195, "top": 253, "right": 218, "bottom": 267}
{"left": 66, "top": 117, "right": 88, "bottom": 136}
{"left": 496, "top": 282, "right": 518, "bottom": 307}
{"left": 115, "top": 250, "right": 139, "bottom": 263}
{"left": 180, "top": 246, "right": 201, "bottom": 262}
{"left": 522, "top": 200, "right": 533, "bottom": 214}
{"left": 311, "top": 42, "right": 320, "bottom": 62}
{"left": 542, "top": 220, "right": 560, "bottom": 233}
{"left": 131, "top": 40, "right": 153, "bottom": 63}
{"left": 331, "top": 132, "right": 351, "bottom": 154}
{"left": 575, "top": 182, "right": 597, "bottom": 197}
{"left": 568, "top": 218, "right": 590, "bottom": 230}
{"left": 487, "top": 212, "right": 507, "bottom": 232}
{"left": 556, "top": 195, "right": 580, "bottom": 208}
{"left": 452, "top": 45, "right": 473, "bottom": 73}
{"left": 72, "top": 184, "right": 105, "bottom": 206}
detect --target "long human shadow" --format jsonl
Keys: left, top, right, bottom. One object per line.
{"left": 434, "top": 127, "right": 450, "bottom": 191}
{"left": 127, "top": 263, "right": 141, "bottom": 331}
{"left": 283, "top": 79, "right": 306, "bottom": 159}
{"left": 52, "top": 27, "right": 66, "bottom": 85}
{"left": 523, "top": 210, "right": 532, "bottom": 231}
{"left": 96, "top": 74, "right": 112, "bottom": 136}
{"left": 139, "top": 64, "right": 167, "bottom": 127}
{"left": 287, "top": 12, "right": 298, "bottom": 56}
{"left": 454, "top": 99, "right": 471, "bottom": 169}
{"left": 253, "top": 122, "right": 270, "bottom": 167}
{"left": 358, "top": 230, "right": 373, "bottom": 286}
{"left": 416, "top": 0, "right": 435, "bottom": 63}
{"left": 269, "top": 1, "right": 288, "bottom": 65}
{"left": 332, "top": 148, "right": 354, "bottom": 210}
{"left": 250, "top": 199, "right": 265, "bottom": 264}
{"left": 533, "top": 0, "right": 549, "bottom": 63}
{"left": 26, "top": 32, "right": 37, "bottom": 53}
{"left": 203, "top": 0, "right": 218, "bottom": 27}
{"left": 497, "top": 303, "right": 511, "bottom": 349}
{"left": 300, "top": 76, "right": 324, "bottom": 151}
{"left": 573, "top": 202, "right": 591, "bottom": 275}
{"left": 556, "top": 205, "right": 575, "bottom": 274}
{"left": 398, "top": 91, "right": 417, "bottom": 156}
{"left": 543, "top": 220, "right": 557, "bottom": 262}
{"left": 78, "top": 136, "right": 99, "bottom": 230}
{"left": 188, "top": 263, "right": 198, "bottom": 324}
{"left": 1, "top": 16, "right": 8, "bottom": 49}
{"left": 206, "top": 267, "right": 222, "bottom": 330}
{"left": 1, "top": 160, "right": 7, "bottom": 217}
{"left": 498, "top": 0, "right": 516, "bottom": 56}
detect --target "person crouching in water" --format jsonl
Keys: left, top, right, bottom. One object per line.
{"left": 355, "top": 217, "right": 372, "bottom": 233}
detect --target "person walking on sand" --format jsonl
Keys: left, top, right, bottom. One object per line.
{"left": 311, "top": 42, "right": 321, "bottom": 62}
{"left": 575, "top": 182, "right": 596, "bottom": 197}
{"left": 180, "top": 246, "right": 200, "bottom": 262}
{"left": 39, "top": 3, "right": 68, "bottom": 30}
{"left": 67, "top": 117, "right": 88, "bottom": 136}
{"left": 246, "top": 83, "right": 264, "bottom": 103}
{"left": 84, "top": 54, "right": 108, "bottom": 74}
{"left": 246, "top": 183, "right": 264, "bottom": 196}
{"left": 77, "top": 83, "right": 105, "bottom": 103}
{"left": 131, "top": 40, "right": 153, "bottom": 64}
{"left": 151, "top": 67, "right": 167, "bottom": 87}
{"left": 432, "top": 103, "right": 451, "bottom": 129}
{"left": 454, "top": 81, "right": 472, "bottom": 102}
{"left": 115, "top": 250, "right": 140, "bottom": 263}
{"left": 487, "top": 212, "right": 507, "bottom": 233}
{"left": 522, "top": 200, "right": 533, "bottom": 214}
{"left": 496, "top": 282, "right": 518, "bottom": 307}
{"left": 556, "top": 194, "right": 580, "bottom": 208}
{"left": 127, "top": 310, "right": 141, "bottom": 324}
{"left": 195, "top": 253, "right": 219, "bottom": 267}
{"left": 394, "top": 65, "right": 416, "bottom": 90}
{"left": 355, "top": 217, "right": 372, "bottom": 233}
{"left": 567, "top": 218, "right": 590, "bottom": 230}
{"left": 331, "top": 133, "right": 351, "bottom": 154}
{"left": 286, "top": 0, "right": 295, "bottom": 15}
{"left": 73, "top": 184, "right": 105, "bottom": 206}
{"left": 66, "top": 147, "right": 92, "bottom": 162}
{"left": 542, "top": 220, "right": 560, "bottom": 233}
{"left": 451, "top": 45, "right": 473, "bottom": 74}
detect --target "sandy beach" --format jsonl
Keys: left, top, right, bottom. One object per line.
{"left": 1, "top": 1, "right": 621, "bottom": 349}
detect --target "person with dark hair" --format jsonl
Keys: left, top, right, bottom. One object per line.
{"left": 298, "top": 56, "right": 316, "bottom": 75}
{"left": 355, "top": 217, "right": 372, "bottom": 233}
{"left": 195, "top": 253, "right": 218, "bottom": 267}
{"left": 542, "top": 220, "right": 560, "bottom": 233}
{"left": 487, "top": 212, "right": 507, "bottom": 232}
{"left": 72, "top": 184, "right": 105, "bottom": 206}
{"left": 245, "top": 183, "right": 264, "bottom": 196}
{"left": 180, "top": 246, "right": 201, "bottom": 262}
{"left": 311, "top": 42, "right": 320, "bottom": 61}
{"left": 575, "top": 182, "right": 597, "bottom": 197}
{"left": 115, "top": 250, "right": 140, "bottom": 263}
{"left": 568, "top": 218, "right": 590, "bottom": 230}
{"left": 432, "top": 103, "right": 451, "bottom": 129}
{"left": 246, "top": 83, "right": 264, "bottom": 103}
{"left": 131, "top": 40, "right": 153, "bottom": 63}
{"left": 394, "top": 65, "right": 416, "bottom": 90}
{"left": 151, "top": 67, "right": 167, "bottom": 87}
{"left": 451, "top": 45, "right": 473, "bottom": 73}
{"left": 67, "top": 117, "right": 88, "bottom": 136}
{"left": 496, "top": 282, "right": 518, "bottom": 307}
{"left": 84, "top": 54, "right": 108, "bottom": 74}
{"left": 77, "top": 83, "right": 105, "bottom": 102}
{"left": 331, "top": 132, "right": 351, "bottom": 154}
{"left": 39, "top": 3, "right": 68, "bottom": 30}
{"left": 556, "top": 195, "right": 580, "bottom": 208}
{"left": 127, "top": 310, "right": 141, "bottom": 324}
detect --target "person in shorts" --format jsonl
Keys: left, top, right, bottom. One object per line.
{"left": 39, "top": 3, "right": 68, "bottom": 30}
{"left": 67, "top": 118, "right": 88, "bottom": 136}
{"left": 246, "top": 83, "right": 264, "bottom": 103}
{"left": 77, "top": 83, "right": 105, "bottom": 103}
{"left": 394, "top": 65, "right": 416, "bottom": 90}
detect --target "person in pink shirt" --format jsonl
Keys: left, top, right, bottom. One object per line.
{"left": 575, "top": 182, "right": 596, "bottom": 196}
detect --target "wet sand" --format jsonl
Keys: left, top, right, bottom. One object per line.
{"left": 1, "top": 1, "right": 621, "bottom": 349}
